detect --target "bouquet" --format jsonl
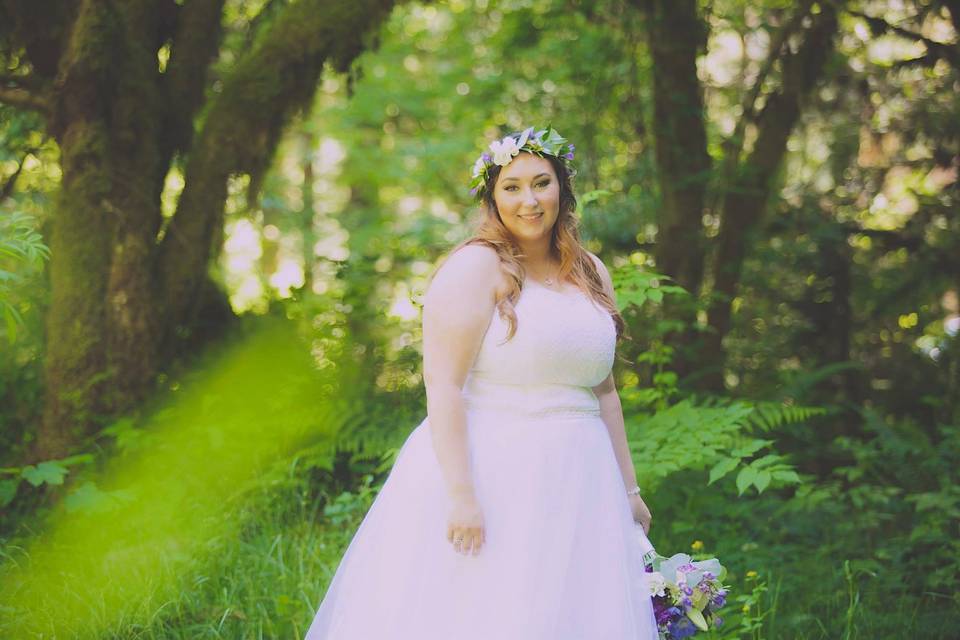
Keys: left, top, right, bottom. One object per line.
{"left": 635, "top": 524, "right": 729, "bottom": 639}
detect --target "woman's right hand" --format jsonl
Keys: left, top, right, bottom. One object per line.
{"left": 447, "top": 495, "right": 485, "bottom": 555}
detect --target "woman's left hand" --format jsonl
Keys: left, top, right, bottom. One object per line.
{"left": 628, "top": 494, "right": 652, "bottom": 535}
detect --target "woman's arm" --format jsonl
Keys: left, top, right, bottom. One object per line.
{"left": 592, "top": 371, "right": 640, "bottom": 491}
{"left": 421, "top": 244, "right": 501, "bottom": 502}
{"left": 587, "top": 251, "right": 638, "bottom": 488}
{"left": 588, "top": 252, "right": 651, "bottom": 532}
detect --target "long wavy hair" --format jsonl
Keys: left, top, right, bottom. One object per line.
{"left": 430, "top": 145, "right": 627, "bottom": 346}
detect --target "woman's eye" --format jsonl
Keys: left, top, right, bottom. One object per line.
{"left": 503, "top": 181, "right": 549, "bottom": 192}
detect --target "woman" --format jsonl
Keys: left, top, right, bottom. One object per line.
{"left": 304, "top": 126, "right": 659, "bottom": 639}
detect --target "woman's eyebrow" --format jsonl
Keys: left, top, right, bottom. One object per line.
{"left": 500, "top": 173, "right": 551, "bottom": 182}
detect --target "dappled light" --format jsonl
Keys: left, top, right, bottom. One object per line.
{"left": 0, "top": 318, "right": 342, "bottom": 636}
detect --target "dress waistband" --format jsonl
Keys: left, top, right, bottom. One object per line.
{"left": 461, "top": 375, "right": 602, "bottom": 420}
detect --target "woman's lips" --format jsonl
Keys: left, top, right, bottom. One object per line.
{"left": 518, "top": 212, "right": 543, "bottom": 220}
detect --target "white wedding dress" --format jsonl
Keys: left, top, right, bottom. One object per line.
{"left": 305, "top": 278, "right": 659, "bottom": 639}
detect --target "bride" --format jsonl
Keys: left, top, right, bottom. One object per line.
{"left": 305, "top": 125, "right": 659, "bottom": 639}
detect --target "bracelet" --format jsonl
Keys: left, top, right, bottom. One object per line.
{"left": 626, "top": 484, "right": 641, "bottom": 496}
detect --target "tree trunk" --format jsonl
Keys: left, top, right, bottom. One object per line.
{"left": 300, "top": 129, "right": 317, "bottom": 294}
{"left": 13, "top": 0, "right": 401, "bottom": 461}
{"left": 40, "top": 0, "right": 166, "bottom": 456}
{"left": 633, "top": 0, "right": 713, "bottom": 388}
{"left": 700, "top": 5, "right": 840, "bottom": 392}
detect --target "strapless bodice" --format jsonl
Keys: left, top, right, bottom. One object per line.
{"left": 461, "top": 280, "right": 616, "bottom": 419}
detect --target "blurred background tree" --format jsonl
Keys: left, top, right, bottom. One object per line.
{"left": 1, "top": 0, "right": 958, "bottom": 637}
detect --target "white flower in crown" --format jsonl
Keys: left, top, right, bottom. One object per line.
{"left": 489, "top": 135, "right": 521, "bottom": 166}
{"left": 472, "top": 156, "right": 487, "bottom": 178}
{"left": 469, "top": 124, "right": 574, "bottom": 199}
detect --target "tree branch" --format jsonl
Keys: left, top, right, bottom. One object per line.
{"left": 703, "top": 4, "right": 841, "bottom": 387}
{"left": 0, "top": 0, "right": 80, "bottom": 78}
{"left": 158, "top": 0, "right": 401, "bottom": 335}
{"left": 941, "top": 0, "right": 960, "bottom": 37}
{"left": 716, "top": 0, "right": 816, "bottom": 195}
{"left": 847, "top": 8, "right": 960, "bottom": 70}
{"left": 158, "top": 0, "right": 227, "bottom": 165}
{"left": 0, "top": 81, "right": 49, "bottom": 113}
{"left": 739, "top": 1, "right": 816, "bottom": 133}
{"left": 0, "top": 149, "right": 38, "bottom": 202}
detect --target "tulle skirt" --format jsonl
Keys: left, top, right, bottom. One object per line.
{"left": 304, "top": 407, "right": 660, "bottom": 640}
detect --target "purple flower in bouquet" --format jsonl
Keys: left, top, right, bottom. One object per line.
{"left": 667, "top": 616, "right": 698, "bottom": 639}
{"left": 653, "top": 602, "right": 680, "bottom": 626}
{"left": 634, "top": 527, "right": 730, "bottom": 637}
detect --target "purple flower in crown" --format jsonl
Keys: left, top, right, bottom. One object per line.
{"left": 714, "top": 616, "right": 724, "bottom": 627}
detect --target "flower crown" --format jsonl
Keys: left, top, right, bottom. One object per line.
{"left": 469, "top": 125, "right": 576, "bottom": 200}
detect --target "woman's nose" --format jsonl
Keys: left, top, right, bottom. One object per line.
{"left": 521, "top": 188, "right": 538, "bottom": 205}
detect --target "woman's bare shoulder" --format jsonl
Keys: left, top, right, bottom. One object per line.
{"left": 585, "top": 250, "right": 615, "bottom": 297}
{"left": 428, "top": 243, "right": 503, "bottom": 304}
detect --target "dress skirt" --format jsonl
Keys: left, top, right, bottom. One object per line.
{"left": 304, "top": 405, "right": 660, "bottom": 640}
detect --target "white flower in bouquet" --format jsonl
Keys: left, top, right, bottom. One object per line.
{"left": 644, "top": 571, "right": 668, "bottom": 597}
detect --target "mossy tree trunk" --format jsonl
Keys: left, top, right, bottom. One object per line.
{"left": 0, "top": 0, "right": 400, "bottom": 461}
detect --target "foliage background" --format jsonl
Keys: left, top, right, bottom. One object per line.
{"left": 1, "top": 0, "right": 958, "bottom": 637}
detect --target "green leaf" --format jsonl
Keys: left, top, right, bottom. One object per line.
{"left": 686, "top": 608, "right": 709, "bottom": 631}
{"left": 708, "top": 456, "right": 739, "bottom": 484}
{"left": 736, "top": 466, "right": 757, "bottom": 495}
{"left": 772, "top": 469, "right": 801, "bottom": 484}
{"left": 0, "top": 478, "right": 20, "bottom": 507}
{"left": 2, "top": 301, "right": 23, "bottom": 337}
{"left": 21, "top": 461, "right": 68, "bottom": 487}
{"left": 731, "top": 438, "right": 774, "bottom": 458}
{"left": 750, "top": 453, "right": 783, "bottom": 468}
{"left": 63, "top": 481, "right": 135, "bottom": 514}
{"left": 754, "top": 469, "right": 772, "bottom": 493}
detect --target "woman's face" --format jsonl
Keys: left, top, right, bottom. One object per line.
{"left": 492, "top": 152, "right": 561, "bottom": 243}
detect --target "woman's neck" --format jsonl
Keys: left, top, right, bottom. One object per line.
{"left": 517, "top": 239, "right": 556, "bottom": 267}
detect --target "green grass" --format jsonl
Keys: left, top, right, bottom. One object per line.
{"left": 4, "top": 442, "right": 954, "bottom": 639}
